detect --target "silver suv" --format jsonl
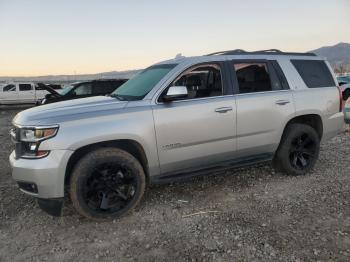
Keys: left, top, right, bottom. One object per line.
{"left": 10, "top": 49, "right": 344, "bottom": 220}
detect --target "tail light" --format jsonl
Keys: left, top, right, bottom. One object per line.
{"left": 337, "top": 86, "right": 344, "bottom": 112}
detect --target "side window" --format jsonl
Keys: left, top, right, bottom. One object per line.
{"left": 160, "top": 64, "right": 223, "bottom": 101}
{"left": 291, "top": 60, "right": 335, "bottom": 88}
{"left": 2, "top": 84, "right": 16, "bottom": 92}
{"left": 74, "top": 83, "right": 92, "bottom": 95}
{"left": 19, "top": 84, "right": 33, "bottom": 91}
{"left": 233, "top": 63, "right": 273, "bottom": 94}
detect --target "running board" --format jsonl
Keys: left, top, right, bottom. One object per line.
{"left": 150, "top": 153, "right": 273, "bottom": 184}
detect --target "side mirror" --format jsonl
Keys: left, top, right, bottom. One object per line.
{"left": 163, "top": 86, "right": 188, "bottom": 102}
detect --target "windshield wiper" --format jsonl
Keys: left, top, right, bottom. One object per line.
{"left": 109, "top": 93, "right": 126, "bottom": 101}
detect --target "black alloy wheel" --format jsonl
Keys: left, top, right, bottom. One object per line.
{"left": 289, "top": 133, "right": 317, "bottom": 170}
{"left": 70, "top": 148, "right": 146, "bottom": 220}
{"left": 84, "top": 163, "right": 137, "bottom": 213}
{"left": 273, "top": 123, "right": 320, "bottom": 176}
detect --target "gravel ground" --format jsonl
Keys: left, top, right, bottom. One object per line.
{"left": 0, "top": 108, "right": 349, "bottom": 262}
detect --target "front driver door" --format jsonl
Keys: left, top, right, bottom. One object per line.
{"left": 152, "top": 62, "right": 237, "bottom": 175}
{"left": 1, "top": 84, "right": 18, "bottom": 104}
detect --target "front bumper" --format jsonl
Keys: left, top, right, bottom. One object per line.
{"left": 9, "top": 149, "right": 73, "bottom": 199}
{"left": 344, "top": 108, "right": 350, "bottom": 124}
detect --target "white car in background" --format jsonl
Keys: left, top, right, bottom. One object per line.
{"left": 0, "top": 83, "right": 49, "bottom": 105}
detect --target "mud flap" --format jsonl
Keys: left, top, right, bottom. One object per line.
{"left": 37, "top": 198, "right": 64, "bottom": 217}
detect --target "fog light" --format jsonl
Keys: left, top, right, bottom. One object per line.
{"left": 36, "top": 151, "right": 49, "bottom": 157}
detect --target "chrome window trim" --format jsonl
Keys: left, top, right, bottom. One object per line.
{"left": 155, "top": 94, "right": 235, "bottom": 105}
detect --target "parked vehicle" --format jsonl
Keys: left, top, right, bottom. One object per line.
{"left": 337, "top": 76, "right": 350, "bottom": 85}
{"left": 0, "top": 83, "right": 48, "bottom": 105}
{"left": 10, "top": 49, "right": 344, "bottom": 220}
{"left": 344, "top": 98, "right": 350, "bottom": 124}
{"left": 341, "top": 84, "right": 350, "bottom": 101}
{"left": 337, "top": 76, "right": 350, "bottom": 101}
{"left": 37, "top": 79, "right": 127, "bottom": 105}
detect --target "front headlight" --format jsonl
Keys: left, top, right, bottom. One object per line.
{"left": 20, "top": 127, "right": 58, "bottom": 142}
{"left": 12, "top": 125, "right": 59, "bottom": 159}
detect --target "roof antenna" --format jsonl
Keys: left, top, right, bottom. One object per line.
{"left": 175, "top": 53, "right": 183, "bottom": 59}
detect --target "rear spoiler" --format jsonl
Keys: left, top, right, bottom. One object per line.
{"left": 36, "top": 83, "right": 62, "bottom": 97}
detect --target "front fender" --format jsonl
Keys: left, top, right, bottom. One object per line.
{"left": 40, "top": 109, "right": 160, "bottom": 176}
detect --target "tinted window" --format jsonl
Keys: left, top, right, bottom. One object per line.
{"left": 234, "top": 63, "right": 272, "bottom": 93}
{"left": 3, "top": 84, "right": 16, "bottom": 92}
{"left": 291, "top": 60, "right": 335, "bottom": 88}
{"left": 161, "top": 64, "right": 223, "bottom": 101}
{"left": 19, "top": 84, "right": 32, "bottom": 91}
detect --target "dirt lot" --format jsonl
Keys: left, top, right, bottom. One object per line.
{"left": 0, "top": 108, "right": 349, "bottom": 262}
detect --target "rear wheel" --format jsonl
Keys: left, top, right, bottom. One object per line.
{"left": 273, "top": 123, "right": 320, "bottom": 176}
{"left": 70, "top": 148, "right": 146, "bottom": 220}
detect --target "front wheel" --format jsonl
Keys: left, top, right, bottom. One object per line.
{"left": 70, "top": 148, "right": 146, "bottom": 221}
{"left": 273, "top": 123, "right": 320, "bottom": 176}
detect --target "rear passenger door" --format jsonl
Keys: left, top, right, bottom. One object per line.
{"left": 231, "top": 60, "right": 295, "bottom": 157}
{"left": 18, "top": 84, "right": 35, "bottom": 103}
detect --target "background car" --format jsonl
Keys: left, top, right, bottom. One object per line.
{"left": 344, "top": 98, "right": 350, "bottom": 124}
{"left": 38, "top": 79, "right": 128, "bottom": 105}
{"left": 0, "top": 82, "right": 49, "bottom": 105}
{"left": 337, "top": 76, "right": 350, "bottom": 84}
{"left": 337, "top": 76, "right": 350, "bottom": 101}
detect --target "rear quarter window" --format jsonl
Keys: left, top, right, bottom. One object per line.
{"left": 291, "top": 60, "right": 335, "bottom": 88}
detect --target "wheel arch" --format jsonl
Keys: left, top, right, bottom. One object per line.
{"left": 281, "top": 113, "right": 323, "bottom": 142}
{"left": 64, "top": 139, "right": 150, "bottom": 187}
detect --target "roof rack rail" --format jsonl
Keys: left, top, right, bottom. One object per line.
{"left": 206, "top": 49, "right": 247, "bottom": 56}
{"left": 206, "top": 49, "right": 316, "bottom": 56}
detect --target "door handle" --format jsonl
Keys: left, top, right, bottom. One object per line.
{"left": 275, "top": 100, "right": 290, "bottom": 105}
{"left": 215, "top": 107, "right": 233, "bottom": 113}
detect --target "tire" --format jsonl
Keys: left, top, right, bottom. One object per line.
{"left": 273, "top": 123, "right": 320, "bottom": 176}
{"left": 70, "top": 147, "right": 146, "bottom": 221}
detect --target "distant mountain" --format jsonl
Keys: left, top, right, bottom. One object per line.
{"left": 0, "top": 69, "right": 142, "bottom": 83}
{"left": 309, "top": 42, "right": 350, "bottom": 67}
{"left": 1, "top": 42, "right": 349, "bottom": 82}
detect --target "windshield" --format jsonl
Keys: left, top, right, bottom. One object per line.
{"left": 59, "top": 84, "right": 75, "bottom": 95}
{"left": 111, "top": 64, "right": 176, "bottom": 100}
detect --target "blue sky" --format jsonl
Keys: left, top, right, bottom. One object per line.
{"left": 0, "top": 0, "right": 349, "bottom": 76}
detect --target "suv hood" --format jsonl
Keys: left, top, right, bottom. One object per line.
{"left": 13, "top": 96, "right": 128, "bottom": 126}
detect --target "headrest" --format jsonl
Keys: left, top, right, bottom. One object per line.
{"left": 186, "top": 75, "right": 202, "bottom": 86}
